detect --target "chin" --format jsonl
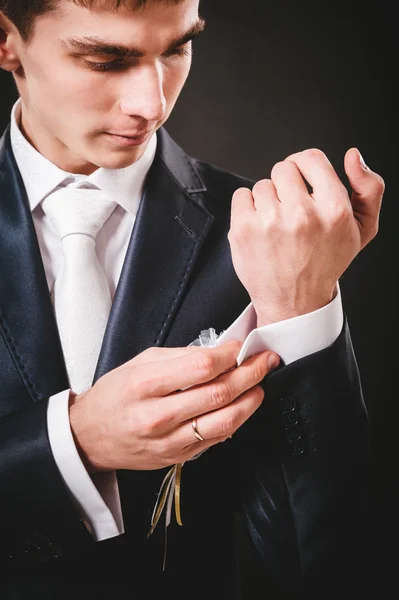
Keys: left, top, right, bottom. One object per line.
{"left": 94, "top": 152, "right": 143, "bottom": 169}
{"left": 95, "top": 149, "right": 145, "bottom": 170}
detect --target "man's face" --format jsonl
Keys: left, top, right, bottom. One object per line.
{"left": 3, "top": 0, "right": 201, "bottom": 174}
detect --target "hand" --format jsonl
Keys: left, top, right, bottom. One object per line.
{"left": 228, "top": 148, "right": 385, "bottom": 326}
{"left": 69, "top": 341, "right": 280, "bottom": 473}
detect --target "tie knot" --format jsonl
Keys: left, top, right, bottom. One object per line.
{"left": 42, "top": 187, "right": 117, "bottom": 240}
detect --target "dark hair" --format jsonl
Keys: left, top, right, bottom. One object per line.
{"left": 0, "top": 0, "right": 185, "bottom": 42}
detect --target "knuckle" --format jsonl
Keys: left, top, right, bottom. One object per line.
{"left": 330, "top": 202, "right": 351, "bottom": 223}
{"left": 291, "top": 205, "right": 311, "bottom": 229}
{"left": 230, "top": 340, "right": 243, "bottom": 356}
{"left": 252, "top": 361, "right": 268, "bottom": 384}
{"left": 141, "top": 346, "right": 157, "bottom": 357}
{"left": 280, "top": 216, "right": 306, "bottom": 235}
{"left": 262, "top": 207, "right": 279, "bottom": 229}
{"left": 271, "top": 160, "right": 294, "bottom": 179}
{"left": 122, "top": 375, "right": 141, "bottom": 401}
{"left": 134, "top": 346, "right": 159, "bottom": 364}
{"left": 270, "top": 160, "right": 285, "bottom": 174}
{"left": 220, "top": 415, "right": 237, "bottom": 437}
{"left": 303, "top": 148, "right": 326, "bottom": 161}
{"left": 138, "top": 409, "right": 172, "bottom": 437}
{"left": 209, "top": 380, "right": 231, "bottom": 409}
{"left": 132, "top": 374, "right": 154, "bottom": 397}
{"left": 232, "top": 186, "right": 252, "bottom": 201}
{"left": 375, "top": 174, "right": 385, "bottom": 193}
{"left": 135, "top": 413, "right": 156, "bottom": 437}
{"left": 192, "top": 352, "right": 217, "bottom": 380}
{"left": 252, "top": 178, "right": 273, "bottom": 196}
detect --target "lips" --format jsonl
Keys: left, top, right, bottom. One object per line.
{"left": 104, "top": 131, "right": 151, "bottom": 147}
{"left": 109, "top": 131, "right": 151, "bottom": 138}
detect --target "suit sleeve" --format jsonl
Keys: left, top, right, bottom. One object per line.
{"left": 0, "top": 398, "right": 96, "bottom": 564}
{"left": 234, "top": 319, "right": 371, "bottom": 596}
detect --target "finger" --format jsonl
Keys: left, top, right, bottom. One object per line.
{"left": 284, "top": 148, "right": 347, "bottom": 201}
{"left": 169, "top": 434, "right": 229, "bottom": 465}
{"left": 130, "top": 339, "right": 243, "bottom": 397}
{"left": 344, "top": 147, "right": 385, "bottom": 246}
{"left": 121, "top": 344, "right": 204, "bottom": 368}
{"left": 167, "top": 350, "right": 278, "bottom": 425}
{"left": 176, "top": 384, "right": 265, "bottom": 448}
{"left": 270, "top": 160, "right": 312, "bottom": 206}
{"left": 251, "top": 178, "right": 280, "bottom": 212}
{"left": 231, "top": 186, "right": 256, "bottom": 212}
{"left": 230, "top": 186, "right": 256, "bottom": 230}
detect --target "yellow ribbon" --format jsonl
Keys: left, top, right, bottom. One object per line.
{"left": 147, "top": 462, "right": 183, "bottom": 538}
{"left": 174, "top": 462, "right": 183, "bottom": 526}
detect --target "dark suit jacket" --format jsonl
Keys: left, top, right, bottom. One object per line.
{"left": 0, "top": 124, "right": 371, "bottom": 599}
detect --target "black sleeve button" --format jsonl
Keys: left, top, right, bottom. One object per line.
{"left": 285, "top": 425, "right": 302, "bottom": 443}
{"left": 291, "top": 440, "right": 304, "bottom": 456}
{"left": 280, "top": 396, "right": 296, "bottom": 412}
{"left": 281, "top": 411, "right": 299, "bottom": 427}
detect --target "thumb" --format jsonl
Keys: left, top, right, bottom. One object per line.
{"left": 344, "top": 147, "right": 385, "bottom": 246}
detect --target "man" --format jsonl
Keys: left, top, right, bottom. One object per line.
{"left": 0, "top": 0, "right": 383, "bottom": 598}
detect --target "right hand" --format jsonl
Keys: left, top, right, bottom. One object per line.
{"left": 69, "top": 341, "right": 280, "bottom": 473}
{"left": 228, "top": 148, "right": 384, "bottom": 327}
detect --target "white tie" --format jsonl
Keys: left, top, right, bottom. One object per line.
{"left": 42, "top": 187, "right": 117, "bottom": 394}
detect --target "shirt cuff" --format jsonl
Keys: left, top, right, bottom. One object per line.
{"left": 47, "top": 390, "right": 124, "bottom": 541}
{"left": 217, "top": 285, "right": 344, "bottom": 366}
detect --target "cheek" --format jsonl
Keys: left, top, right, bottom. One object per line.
{"left": 164, "top": 60, "right": 191, "bottom": 104}
{"left": 27, "top": 55, "right": 112, "bottom": 114}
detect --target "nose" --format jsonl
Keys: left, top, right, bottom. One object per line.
{"left": 119, "top": 62, "right": 166, "bottom": 124}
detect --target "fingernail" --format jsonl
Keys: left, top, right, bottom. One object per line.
{"left": 358, "top": 150, "right": 368, "bottom": 169}
{"left": 268, "top": 353, "right": 280, "bottom": 371}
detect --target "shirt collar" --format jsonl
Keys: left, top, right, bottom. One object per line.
{"left": 10, "top": 98, "right": 157, "bottom": 215}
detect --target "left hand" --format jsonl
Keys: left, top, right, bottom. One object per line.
{"left": 228, "top": 148, "right": 385, "bottom": 326}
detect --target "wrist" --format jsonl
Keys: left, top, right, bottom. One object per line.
{"left": 253, "top": 291, "right": 335, "bottom": 328}
{"left": 69, "top": 391, "right": 103, "bottom": 474}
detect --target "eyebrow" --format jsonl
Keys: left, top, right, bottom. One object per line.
{"left": 62, "top": 17, "right": 206, "bottom": 58}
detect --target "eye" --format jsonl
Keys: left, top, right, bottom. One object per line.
{"left": 83, "top": 59, "right": 125, "bottom": 72}
{"left": 163, "top": 45, "right": 192, "bottom": 59}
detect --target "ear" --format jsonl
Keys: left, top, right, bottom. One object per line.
{"left": 0, "top": 12, "right": 22, "bottom": 72}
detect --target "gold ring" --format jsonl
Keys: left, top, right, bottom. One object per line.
{"left": 191, "top": 417, "right": 204, "bottom": 442}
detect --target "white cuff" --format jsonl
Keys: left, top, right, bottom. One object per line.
{"left": 47, "top": 390, "right": 124, "bottom": 541}
{"left": 217, "top": 285, "right": 344, "bottom": 365}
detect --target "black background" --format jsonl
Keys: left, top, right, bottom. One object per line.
{"left": 0, "top": 0, "right": 396, "bottom": 596}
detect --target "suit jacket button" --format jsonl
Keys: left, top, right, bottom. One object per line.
{"left": 280, "top": 396, "right": 296, "bottom": 412}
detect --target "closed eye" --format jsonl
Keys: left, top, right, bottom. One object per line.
{"left": 163, "top": 45, "right": 192, "bottom": 58}
{"left": 83, "top": 44, "right": 192, "bottom": 72}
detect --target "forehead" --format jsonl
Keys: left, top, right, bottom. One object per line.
{"left": 32, "top": 0, "right": 200, "bottom": 45}
{"left": 69, "top": 0, "right": 186, "bottom": 7}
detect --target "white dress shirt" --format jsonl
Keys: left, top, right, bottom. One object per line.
{"left": 10, "top": 98, "right": 343, "bottom": 542}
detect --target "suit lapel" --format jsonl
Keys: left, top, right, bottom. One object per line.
{"left": 0, "top": 126, "right": 69, "bottom": 401}
{"left": 0, "top": 123, "right": 214, "bottom": 393}
{"left": 94, "top": 128, "right": 213, "bottom": 380}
